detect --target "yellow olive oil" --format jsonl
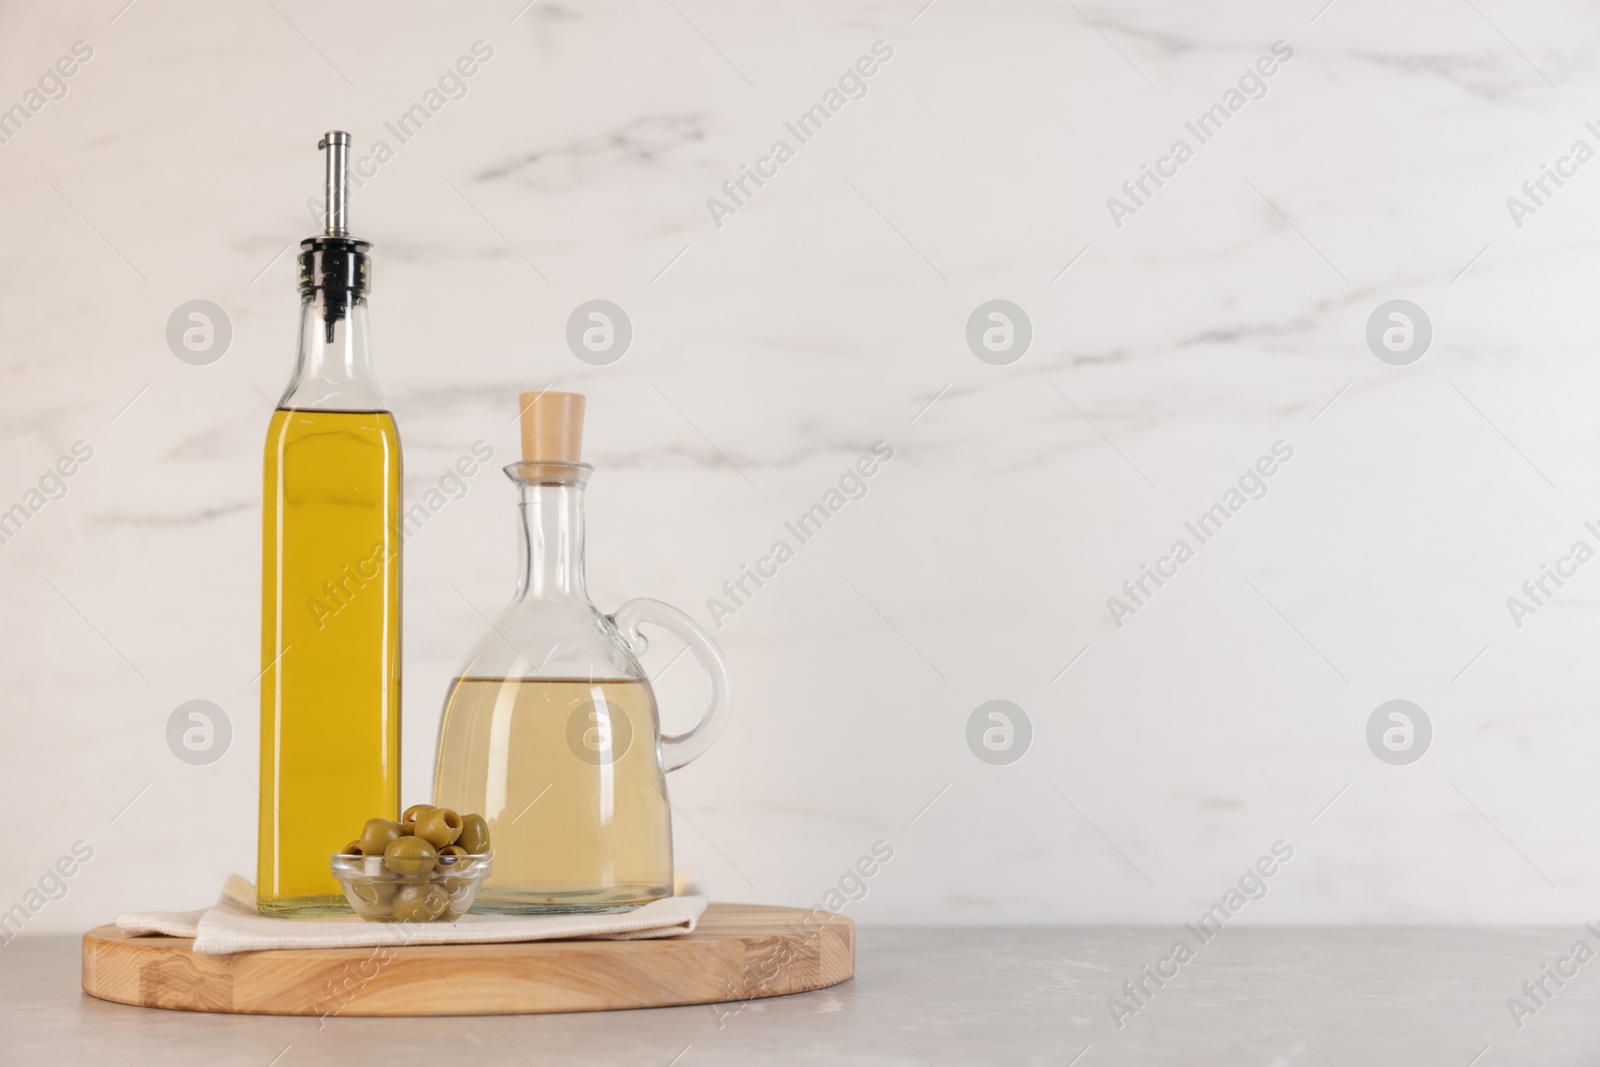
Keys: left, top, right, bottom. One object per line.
{"left": 258, "top": 407, "right": 401, "bottom": 914}
{"left": 433, "top": 678, "right": 673, "bottom": 912}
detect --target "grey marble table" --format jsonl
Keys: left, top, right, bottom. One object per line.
{"left": 4, "top": 927, "right": 1598, "bottom": 1065}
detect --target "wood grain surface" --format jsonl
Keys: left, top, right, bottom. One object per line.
{"left": 81, "top": 903, "right": 853, "bottom": 1016}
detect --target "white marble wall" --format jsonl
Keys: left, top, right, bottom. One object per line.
{"left": 3, "top": 0, "right": 1600, "bottom": 934}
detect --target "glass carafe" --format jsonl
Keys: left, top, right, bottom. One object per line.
{"left": 432, "top": 454, "right": 730, "bottom": 914}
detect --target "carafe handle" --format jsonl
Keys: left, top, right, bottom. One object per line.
{"left": 609, "top": 597, "right": 731, "bottom": 772}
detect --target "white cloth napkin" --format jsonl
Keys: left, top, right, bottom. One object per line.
{"left": 116, "top": 872, "right": 708, "bottom": 955}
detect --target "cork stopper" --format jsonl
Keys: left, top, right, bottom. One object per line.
{"left": 518, "top": 391, "right": 586, "bottom": 462}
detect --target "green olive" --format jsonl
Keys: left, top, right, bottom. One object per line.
{"left": 350, "top": 879, "right": 396, "bottom": 913}
{"left": 341, "top": 841, "right": 365, "bottom": 856}
{"left": 441, "top": 887, "right": 471, "bottom": 921}
{"left": 382, "top": 835, "right": 437, "bottom": 876}
{"left": 457, "top": 813, "right": 491, "bottom": 854}
{"left": 436, "top": 844, "right": 469, "bottom": 865}
{"left": 414, "top": 807, "right": 463, "bottom": 849}
{"left": 358, "top": 818, "right": 404, "bottom": 855}
{"left": 401, "top": 803, "right": 432, "bottom": 835}
{"left": 391, "top": 883, "right": 449, "bottom": 923}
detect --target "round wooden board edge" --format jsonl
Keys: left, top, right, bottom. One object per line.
{"left": 81, "top": 902, "right": 854, "bottom": 1016}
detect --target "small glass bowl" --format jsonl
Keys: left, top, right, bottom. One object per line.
{"left": 330, "top": 850, "right": 493, "bottom": 922}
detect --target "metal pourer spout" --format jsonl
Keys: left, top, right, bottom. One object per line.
{"left": 319, "top": 130, "right": 351, "bottom": 237}
{"left": 299, "top": 131, "right": 370, "bottom": 344}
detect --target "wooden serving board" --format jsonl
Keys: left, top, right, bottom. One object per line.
{"left": 81, "top": 903, "right": 852, "bottom": 1016}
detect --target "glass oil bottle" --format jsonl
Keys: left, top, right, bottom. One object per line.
{"left": 257, "top": 132, "right": 401, "bottom": 915}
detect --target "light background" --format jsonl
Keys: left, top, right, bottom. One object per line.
{"left": 2, "top": 0, "right": 1598, "bottom": 934}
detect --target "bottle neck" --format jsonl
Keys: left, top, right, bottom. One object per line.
{"left": 279, "top": 293, "right": 384, "bottom": 411}
{"left": 515, "top": 480, "right": 588, "bottom": 603}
